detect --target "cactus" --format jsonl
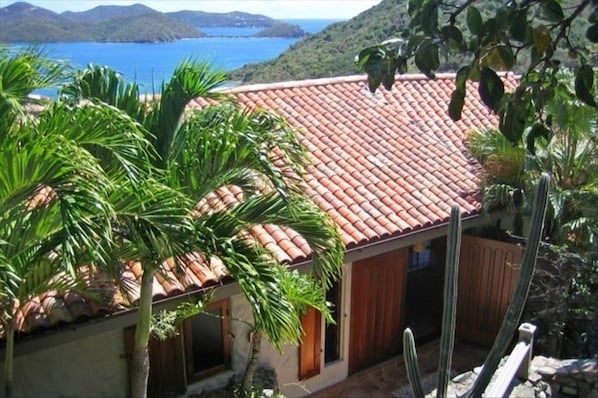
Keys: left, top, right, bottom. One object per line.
{"left": 466, "top": 173, "right": 549, "bottom": 397}
{"left": 402, "top": 174, "right": 549, "bottom": 398}
{"left": 404, "top": 328, "right": 425, "bottom": 398}
{"left": 437, "top": 205, "right": 461, "bottom": 398}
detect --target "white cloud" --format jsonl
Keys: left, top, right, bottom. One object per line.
{"left": 2, "top": 0, "right": 382, "bottom": 19}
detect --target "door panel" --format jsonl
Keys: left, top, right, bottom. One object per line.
{"left": 456, "top": 235, "right": 523, "bottom": 345}
{"left": 349, "top": 248, "right": 408, "bottom": 374}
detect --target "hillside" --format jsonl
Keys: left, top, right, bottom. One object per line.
{"left": 90, "top": 12, "right": 205, "bottom": 42}
{"left": 253, "top": 23, "right": 306, "bottom": 38}
{"left": 0, "top": 2, "right": 295, "bottom": 43}
{"left": 0, "top": 2, "right": 89, "bottom": 42}
{"left": 229, "top": 0, "right": 590, "bottom": 84}
{"left": 0, "top": 2, "right": 203, "bottom": 42}
{"left": 167, "top": 10, "right": 274, "bottom": 27}
{"left": 228, "top": 0, "right": 409, "bottom": 83}
{"left": 62, "top": 4, "right": 154, "bottom": 23}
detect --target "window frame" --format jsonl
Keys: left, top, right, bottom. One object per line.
{"left": 183, "top": 299, "right": 231, "bottom": 382}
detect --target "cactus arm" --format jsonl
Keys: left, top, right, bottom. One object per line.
{"left": 467, "top": 174, "right": 549, "bottom": 397}
{"left": 404, "top": 328, "right": 426, "bottom": 398}
{"left": 436, "top": 205, "right": 462, "bottom": 398}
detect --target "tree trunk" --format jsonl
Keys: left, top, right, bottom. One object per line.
{"left": 3, "top": 319, "right": 15, "bottom": 398}
{"left": 240, "top": 329, "right": 262, "bottom": 395}
{"left": 130, "top": 268, "right": 155, "bottom": 398}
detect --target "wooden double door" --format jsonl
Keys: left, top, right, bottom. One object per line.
{"left": 349, "top": 248, "right": 408, "bottom": 374}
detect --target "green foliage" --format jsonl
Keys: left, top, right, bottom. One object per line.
{"left": 0, "top": 50, "right": 156, "bottom": 398}
{"left": 564, "top": 252, "right": 598, "bottom": 357}
{"left": 359, "top": 0, "right": 597, "bottom": 149}
{"left": 468, "top": 72, "right": 597, "bottom": 250}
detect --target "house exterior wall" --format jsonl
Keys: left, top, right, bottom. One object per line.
{"left": 3, "top": 262, "right": 356, "bottom": 397}
{"left": 2, "top": 328, "right": 128, "bottom": 397}
{"left": 187, "top": 262, "right": 353, "bottom": 398}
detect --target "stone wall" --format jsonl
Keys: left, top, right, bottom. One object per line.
{"left": 530, "top": 356, "right": 598, "bottom": 398}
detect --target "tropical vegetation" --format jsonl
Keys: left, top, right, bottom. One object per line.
{"left": 0, "top": 49, "right": 154, "bottom": 398}
{"left": 468, "top": 72, "right": 597, "bottom": 251}
{"left": 1, "top": 49, "right": 343, "bottom": 398}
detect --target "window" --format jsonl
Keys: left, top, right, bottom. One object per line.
{"left": 409, "top": 240, "right": 432, "bottom": 271}
{"left": 184, "top": 299, "right": 231, "bottom": 381}
{"left": 324, "top": 279, "right": 342, "bottom": 364}
{"left": 124, "top": 299, "right": 231, "bottom": 397}
{"left": 299, "top": 278, "right": 344, "bottom": 380}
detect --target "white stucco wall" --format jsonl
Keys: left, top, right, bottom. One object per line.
{"left": 192, "top": 263, "right": 353, "bottom": 398}
{"left": 186, "top": 263, "right": 353, "bottom": 397}
{"left": 2, "top": 264, "right": 353, "bottom": 398}
{"left": 2, "top": 328, "right": 128, "bottom": 397}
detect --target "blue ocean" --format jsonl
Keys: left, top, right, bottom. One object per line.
{"left": 11, "top": 19, "right": 339, "bottom": 90}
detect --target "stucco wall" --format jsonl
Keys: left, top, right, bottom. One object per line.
{"left": 186, "top": 263, "right": 352, "bottom": 397}
{"left": 3, "top": 264, "right": 352, "bottom": 398}
{"left": 2, "top": 328, "right": 128, "bottom": 397}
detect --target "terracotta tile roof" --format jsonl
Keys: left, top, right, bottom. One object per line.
{"left": 8, "top": 73, "right": 517, "bottom": 338}
{"left": 191, "top": 73, "right": 517, "bottom": 247}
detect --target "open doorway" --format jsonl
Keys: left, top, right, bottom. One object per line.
{"left": 404, "top": 237, "right": 446, "bottom": 343}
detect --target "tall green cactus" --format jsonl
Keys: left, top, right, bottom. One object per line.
{"left": 404, "top": 328, "right": 425, "bottom": 398}
{"left": 437, "top": 205, "right": 461, "bottom": 398}
{"left": 402, "top": 174, "right": 549, "bottom": 398}
{"left": 466, "top": 173, "right": 549, "bottom": 397}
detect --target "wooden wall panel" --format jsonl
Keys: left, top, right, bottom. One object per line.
{"left": 456, "top": 235, "right": 524, "bottom": 345}
{"left": 299, "top": 307, "right": 322, "bottom": 380}
{"left": 349, "top": 247, "right": 408, "bottom": 374}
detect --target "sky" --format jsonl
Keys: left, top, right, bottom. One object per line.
{"left": 0, "top": 0, "right": 383, "bottom": 19}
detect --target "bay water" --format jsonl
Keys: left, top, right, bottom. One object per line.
{"left": 11, "top": 19, "right": 339, "bottom": 91}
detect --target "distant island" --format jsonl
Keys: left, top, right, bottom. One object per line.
{"left": 0, "top": 2, "right": 307, "bottom": 43}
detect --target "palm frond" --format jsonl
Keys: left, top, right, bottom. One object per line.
{"left": 146, "top": 59, "right": 226, "bottom": 165}
{"left": 0, "top": 48, "right": 66, "bottom": 130}
{"left": 172, "top": 103, "right": 307, "bottom": 201}
{"left": 37, "top": 101, "right": 154, "bottom": 183}
{"left": 60, "top": 64, "right": 146, "bottom": 123}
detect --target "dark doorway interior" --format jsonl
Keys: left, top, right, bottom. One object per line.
{"left": 405, "top": 237, "right": 446, "bottom": 343}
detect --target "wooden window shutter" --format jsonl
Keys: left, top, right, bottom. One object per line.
{"left": 123, "top": 325, "right": 186, "bottom": 398}
{"left": 298, "top": 307, "right": 322, "bottom": 380}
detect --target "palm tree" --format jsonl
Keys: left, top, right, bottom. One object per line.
{"left": 530, "top": 81, "right": 598, "bottom": 250}
{"left": 0, "top": 48, "right": 65, "bottom": 131}
{"left": 467, "top": 73, "right": 597, "bottom": 250}
{"left": 62, "top": 61, "right": 343, "bottom": 397}
{"left": 0, "top": 52, "right": 156, "bottom": 397}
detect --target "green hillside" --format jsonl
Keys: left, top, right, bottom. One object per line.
{"left": 229, "top": 0, "right": 409, "bottom": 83}
{"left": 229, "top": 0, "right": 590, "bottom": 84}
{"left": 91, "top": 13, "right": 205, "bottom": 42}
{"left": 167, "top": 10, "right": 274, "bottom": 27}
{"left": 0, "top": 2, "right": 204, "bottom": 43}
{"left": 0, "top": 2, "right": 89, "bottom": 42}
{"left": 62, "top": 4, "right": 155, "bottom": 23}
{"left": 253, "top": 23, "right": 306, "bottom": 38}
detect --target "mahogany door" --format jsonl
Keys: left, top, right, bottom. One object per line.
{"left": 349, "top": 248, "right": 408, "bottom": 374}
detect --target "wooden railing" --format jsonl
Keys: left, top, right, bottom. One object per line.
{"left": 484, "top": 323, "right": 537, "bottom": 397}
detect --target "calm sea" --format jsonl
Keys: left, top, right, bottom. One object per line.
{"left": 11, "top": 19, "right": 339, "bottom": 91}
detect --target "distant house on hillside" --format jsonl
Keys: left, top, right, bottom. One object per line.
{"left": 1, "top": 73, "right": 522, "bottom": 397}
